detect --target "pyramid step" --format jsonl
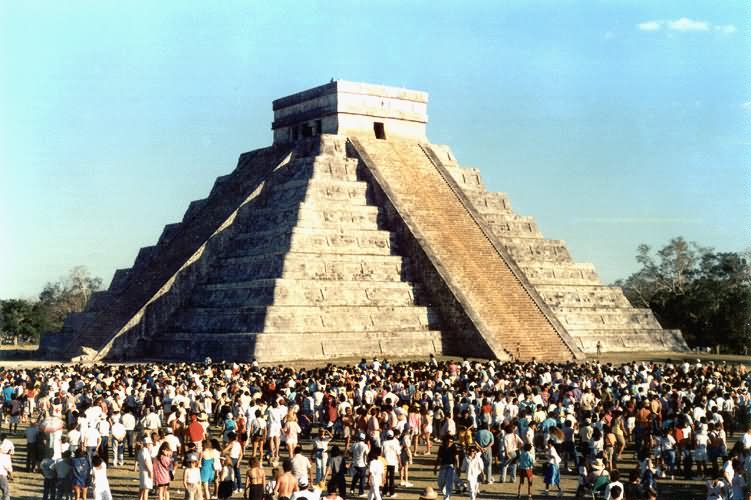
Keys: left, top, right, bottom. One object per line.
{"left": 486, "top": 220, "right": 542, "bottom": 239}
{"left": 214, "top": 253, "right": 411, "bottom": 282}
{"left": 555, "top": 307, "right": 662, "bottom": 329}
{"left": 286, "top": 156, "right": 361, "bottom": 182}
{"left": 443, "top": 166, "right": 486, "bottom": 192}
{"left": 228, "top": 227, "right": 397, "bottom": 257}
{"left": 169, "top": 305, "right": 440, "bottom": 333}
{"left": 147, "top": 330, "right": 444, "bottom": 362}
{"left": 569, "top": 329, "right": 688, "bottom": 352}
{"left": 535, "top": 285, "right": 632, "bottom": 308}
{"left": 239, "top": 203, "right": 381, "bottom": 232}
{"left": 521, "top": 263, "right": 601, "bottom": 286}
{"left": 463, "top": 191, "right": 513, "bottom": 212}
{"left": 502, "top": 238, "right": 572, "bottom": 264}
{"left": 192, "top": 279, "right": 424, "bottom": 307}
{"left": 265, "top": 178, "right": 370, "bottom": 207}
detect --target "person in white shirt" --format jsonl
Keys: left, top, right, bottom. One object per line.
{"left": 382, "top": 430, "right": 401, "bottom": 497}
{"left": 0, "top": 450, "right": 12, "bottom": 500}
{"left": 604, "top": 470, "right": 624, "bottom": 500}
{"left": 367, "top": 447, "right": 384, "bottom": 500}
{"left": 121, "top": 410, "right": 136, "bottom": 458}
{"left": 97, "top": 417, "right": 111, "bottom": 464}
{"left": 92, "top": 455, "right": 112, "bottom": 500}
{"left": 351, "top": 433, "right": 370, "bottom": 496}
{"left": 463, "top": 445, "right": 484, "bottom": 500}
{"left": 84, "top": 424, "right": 101, "bottom": 465}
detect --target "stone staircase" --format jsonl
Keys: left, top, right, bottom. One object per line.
{"left": 350, "top": 137, "right": 581, "bottom": 361}
{"left": 433, "top": 145, "right": 688, "bottom": 353}
{"left": 143, "top": 136, "right": 445, "bottom": 361}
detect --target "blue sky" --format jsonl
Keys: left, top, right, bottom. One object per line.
{"left": 1, "top": 1, "right": 748, "bottom": 298}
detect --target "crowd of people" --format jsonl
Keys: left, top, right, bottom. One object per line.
{"left": 0, "top": 354, "right": 749, "bottom": 500}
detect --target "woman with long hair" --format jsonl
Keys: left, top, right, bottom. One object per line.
{"left": 200, "top": 439, "right": 216, "bottom": 500}
{"left": 152, "top": 442, "right": 174, "bottom": 500}
{"left": 283, "top": 411, "right": 301, "bottom": 459}
{"left": 217, "top": 455, "right": 235, "bottom": 500}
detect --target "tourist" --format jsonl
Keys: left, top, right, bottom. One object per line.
{"left": 462, "top": 445, "right": 484, "bottom": 500}
{"left": 92, "top": 455, "right": 112, "bottom": 500}
{"left": 543, "top": 439, "right": 562, "bottom": 497}
{"left": 367, "top": 446, "right": 384, "bottom": 500}
{"left": 351, "top": 432, "right": 369, "bottom": 496}
{"left": 603, "top": 470, "right": 623, "bottom": 500}
{"left": 399, "top": 427, "right": 413, "bottom": 488}
{"left": 136, "top": 437, "right": 154, "bottom": 500}
{"left": 313, "top": 426, "right": 333, "bottom": 484}
{"left": 217, "top": 455, "right": 236, "bottom": 500}
{"left": 381, "top": 430, "right": 400, "bottom": 497}
{"left": 183, "top": 453, "right": 203, "bottom": 500}
{"left": 55, "top": 450, "right": 73, "bottom": 500}
{"left": 244, "top": 456, "right": 265, "bottom": 500}
{"left": 274, "top": 459, "right": 299, "bottom": 500}
{"left": 324, "top": 445, "right": 347, "bottom": 499}
{"left": 516, "top": 442, "right": 535, "bottom": 500}
{"left": 153, "top": 442, "right": 174, "bottom": 500}
{"left": 199, "top": 439, "right": 217, "bottom": 500}
{"left": 0, "top": 446, "right": 12, "bottom": 500}
{"left": 434, "top": 436, "right": 458, "bottom": 500}
{"left": 223, "top": 431, "right": 244, "bottom": 492}
{"left": 71, "top": 448, "right": 91, "bottom": 500}
{"left": 41, "top": 456, "right": 57, "bottom": 500}
{"left": 284, "top": 411, "right": 302, "bottom": 458}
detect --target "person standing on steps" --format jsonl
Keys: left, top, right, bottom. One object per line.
{"left": 434, "top": 435, "right": 459, "bottom": 500}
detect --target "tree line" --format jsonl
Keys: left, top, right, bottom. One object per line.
{"left": 0, "top": 266, "right": 102, "bottom": 344}
{"left": 614, "top": 237, "right": 751, "bottom": 354}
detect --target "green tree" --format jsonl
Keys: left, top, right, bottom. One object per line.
{"left": 0, "top": 299, "right": 46, "bottom": 342}
{"left": 37, "top": 265, "right": 103, "bottom": 332}
{"left": 615, "top": 238, "right": 751, "bottom": 353}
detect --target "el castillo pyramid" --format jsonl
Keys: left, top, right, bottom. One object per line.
{"left": 44, "top": 81, "right": 688, "bottom": 362}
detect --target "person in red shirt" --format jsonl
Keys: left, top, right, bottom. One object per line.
{"left": 187, "top": 414, "right": 206, "bottom": 453}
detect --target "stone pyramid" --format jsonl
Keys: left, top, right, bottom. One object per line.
{"left": 46, "top": 81, "right": 686, "bottom": 363}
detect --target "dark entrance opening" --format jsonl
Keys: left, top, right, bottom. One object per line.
{"left": 374, "top": 122, "right": 386, "bottom": 139}
{"left": 302, "top": 124, "right": 313, "bottom": 138}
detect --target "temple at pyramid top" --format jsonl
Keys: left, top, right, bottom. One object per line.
{"left": 272, "top": 80, "right": 428, "bottom": 143}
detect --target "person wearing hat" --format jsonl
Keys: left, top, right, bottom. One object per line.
{"left": 381, "top": 430, "right": 400, "bottom": 497}
{"left": 418, "top": 487, "right": 438, "bottom": 500}
{"left": 350, "top": 432, "right": 369, "bottom": 496}
{"left": 182, "top": 452, "right": 202, "bottom": 500}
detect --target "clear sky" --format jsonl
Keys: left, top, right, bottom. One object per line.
{"left": 1, "top": 1, "right": 748, "bottom": 299}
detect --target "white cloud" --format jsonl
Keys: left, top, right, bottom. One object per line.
{"left": 742, "top": 101, "right": 751, "bottom": 111}
{"left": 638, "top": 20, "right": 662, "bottom": 31}
{"left": 637, "top": 18, "right": 734, "bottom": 34}
{"left": 668, "top": 17, "right": 709, "bottom": 31}
{"left": 715, "top": 24, "right": 737, "bottom": 34}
